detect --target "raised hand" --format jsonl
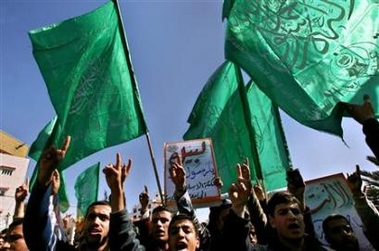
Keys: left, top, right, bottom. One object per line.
{"left": 253, "top": 179, "right": 266, "bottom": 202}
{"left": 347, "top": 165, "right": 363, "bottom": 196}
{"left": 345, "top": 94, "right": 375, "bottom": 124}
{"left": 228, "top": 158, "right": 252, "bottom": 217}
{"left": 286, "top": 168, "right": 306, "bottom": 211}
{"left": 169, "top": 155, "right": 186, "bottom": 193}
{"left": 367, "top": 156, "right": 379, "bottom": 166}
{"left": 121, "top": 159, "right": 132, "bottom": 184}
{"left": 213, "top": 176, "right": 224, "bottom": 188}
{"left": 15, "top": 179, "right": 29, "bottom": 203}
{"left": 139, "top": 185, "right": 149, "bottom": 209}
{"left": 14, "top": 179, "right": 29, "bottom": 219}
{"left": 103, "top": 153, "right": 131, "bottom": 192}
{"left": 38, "top": 136, "right": 71, "bottom": 187}
{"left": 103, "top": 153, "right": 132, "bottom": 212}
{"left": 237, "top": 157, "right": 252, "bottom": 192}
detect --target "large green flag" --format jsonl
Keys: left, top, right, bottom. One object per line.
{"left": 28, "top": 1, "right": 147, "bottom": 211}
{"left": 224, "top": 0, "right": 379, "bottom": 137}
{"left": 184, "top": 61, "right": 291, "bottom": 192}
{"left": 75, "top": 163, "right": 100, "bottom": 218}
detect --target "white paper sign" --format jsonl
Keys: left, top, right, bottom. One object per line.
{"left": 164, "top": 138, "right": 221, "bottom": 208}
{"left": 305, "top": 173, "right": 373, "bottom": 251}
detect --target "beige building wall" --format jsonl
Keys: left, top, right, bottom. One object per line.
{"left": 0, "top": 130, "right": 29, "bottom": 158}
{"left": 0, "top": 131, "right": 30, "bottom": 230}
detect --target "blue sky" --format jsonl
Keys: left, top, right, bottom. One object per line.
{"left": 1, "top": 0, "right": 377, "bottom": 221}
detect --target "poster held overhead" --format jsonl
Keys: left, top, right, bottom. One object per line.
{"left": 164, "top": 138, "right": 221, "bottom": 209}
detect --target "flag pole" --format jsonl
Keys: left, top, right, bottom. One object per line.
{"left": 235, "top": 66, "right": 264, "bottom": 180}
{"left": 272, "top": 106, "right": 292, "bottom": 167}
{"left": 145, "top": 133, "right": 165, "bottom": 205}
{"left": 112, "top": 0, "right": 165, "bottom": 205}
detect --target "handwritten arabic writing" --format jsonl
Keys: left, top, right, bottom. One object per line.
{"left": 164, "top": 139, "right": 220, "bottom": 207}
{"left": 305, "top": 174, "right": 373, "bottom": 250}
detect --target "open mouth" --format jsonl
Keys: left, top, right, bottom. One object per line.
{"left": 88, "top": 228, "right": 102, "bottom": 235}
{"left": 288, "top": 223, "right": 300, "bottom": 230}
{"left": 176, "top": 242, "right": 188, "bottom": 250}
{"left": 155, "top": 229, "right": 165, "bottom": 235}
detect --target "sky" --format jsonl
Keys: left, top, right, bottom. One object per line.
{"left": 1, "top": 0, "right": 377, "bottom": 221}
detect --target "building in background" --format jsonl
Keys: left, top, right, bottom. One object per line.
{"left": 0, "top": 130, "right": 29, "bottom": 230}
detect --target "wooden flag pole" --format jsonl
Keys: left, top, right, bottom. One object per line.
{"left": 145, "top": 133, "right": 165, "bottom": 205}
{"left": 112, "top": 0, "right": 165, "bottom": 205}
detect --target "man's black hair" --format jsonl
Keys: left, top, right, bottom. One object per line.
{"left": 84, "top": 200, "right": 111, "bottom": 218}
{"left": 152, "top": 205, "right": 172, "bottom": 215}
{"left": 267, "top": 191, "right": 301, "bottom": 217}
{"left": 168, "top": 213, "right": 198, "bottom": 236}
{"left": 322, "top": 214, "right": 350, "bottom": 234}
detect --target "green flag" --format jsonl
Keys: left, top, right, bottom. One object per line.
{"left": 224, "top": 0, "right": 379, "bottom": 137}
{"left": 75, "top": 163, "right": 100, "bottom": 218}
{"left": 28, "top": 1, "right": 147, "bottom": 211}
{"left": 184, "top": 61, "right": 291, "bottom": 191}
{"left": 28, "top": 116, "right": 57, "bottom": 162}
{"left": 29, "top": 1, "right": 148, "bottom": 167}
{"left": 183, "top": 62, "right": 288, "bottom": 192}
{"left": 246, "top": 81, "right": 291, "bottom": 190}
{"left": 184, "top": 61, "right": 261, "bottom": 193}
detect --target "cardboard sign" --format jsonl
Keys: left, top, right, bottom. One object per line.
{"left": 164, "top": 138, "right": 221, "bottom": 208}
{"left": 305, "top": 173, "right": 373, "bottom": 251}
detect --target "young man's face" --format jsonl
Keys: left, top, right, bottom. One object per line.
{"left": 151, "top": 210, "right": 172, "bottom": 242}
{"left": 83, "top": 205, "right": 111, "bottom": 248}
{"left": 168, "top": 219, "right": 199, "bottom": 251}
{"left": 269, "top": 202, "right": 305, "bottom": 241}
{"left": 324, "top": 218, "right": 359, "bottom": 251}
{"left": 2, "top": 223, "right": 28, "bottom": 251}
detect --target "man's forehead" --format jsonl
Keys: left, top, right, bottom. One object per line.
{"left": 275, "top": 202, "right": 300, "bottom": 211}
{"left": 153, "top": 210, "right": 172, "bottom": 218}
{"left": 88, "top": 204, "right": 111, "bottom": 214}
{"left": 328, "top": 218, "right": 350, "bottom": 226}
{"left": 171, "top": 219, "right": 194, "bottom": 229}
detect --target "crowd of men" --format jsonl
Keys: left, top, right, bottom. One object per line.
{"left": 0, "top": 95, "right": 378, "bottom": 251}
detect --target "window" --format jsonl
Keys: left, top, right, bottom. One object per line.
{"left": 0, "top": 187, "right": 10, "bottom": 196}
{"left": 0, "top": 165, "right": 16, "bottom": 176}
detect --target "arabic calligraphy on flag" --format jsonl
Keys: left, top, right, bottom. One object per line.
{"left": 224, "top": 0, "right": 379, "bottom": 136}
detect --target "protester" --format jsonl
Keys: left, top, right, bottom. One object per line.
{"left": 346, "top": 165, "right": 379, "bottom": 250}
{"left": 344, "top": 94, "right": 379, "bottom": 161}
{"left": 170, "top": 156, "right": 211, "bottom": 251}
{"left": 1, "top": 218, "right": 28, "bottom": 251}
{"left": 0, "top": 181, "right": 30, "bottom": 251}
{"left": 265, "top": 191, "right": 326, "bottom": 250}
{"left": 134, "top": 155, "right": 209, "bottom": 251}
{"left": 13, "top": 181, "right": 28, "bottom": 221}
{"left": 322, "top": 214, "right": 359, "bottom": 251}
{"left": 132, "top": 186, "right": 152, "bottom": 248}
{"left": 221, "top": 160, "right": 260, "bottom": 251}
{"left": 222, "top": 159, "right": 326, "bottom": 251}
{"left": 207, "top": 198, "right": 232, "bottom": 250}
{"left": 247, "top": 223, "right": 258, "bottom": 246}
{"left": 141, "top": 205, "right": 172, "bottom": 251}
{"left": 23, "top": 136, "right": 145, "bottom": 251}
{"left": 168, "top": 214, "right": 200, "bottom": 251}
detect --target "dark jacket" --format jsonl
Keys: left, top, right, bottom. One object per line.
{"left": 24, "top": 182, "right": 145, "bottom": 251}
{"left": 363, "top": 118, "right": 379, "bottom": 161}
{"left": 222, "top": 209, "right": 327, "bottom": 251}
